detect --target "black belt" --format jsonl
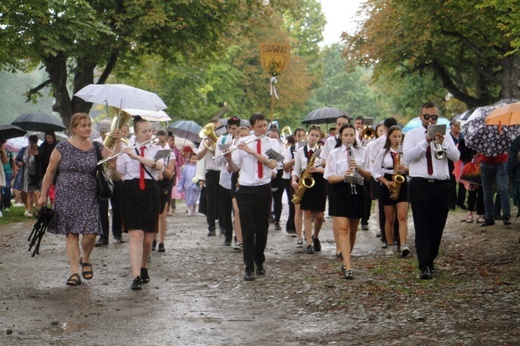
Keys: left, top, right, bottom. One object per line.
{"left": 411, "top": 177, "right": 449, "bottom": 184}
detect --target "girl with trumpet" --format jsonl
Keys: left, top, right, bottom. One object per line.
{"left": 324, "top": 124, "right": 371, "bottom": 280}
{"left": 372, "top": 126, "right": 410, "bottom": 257}
{"left": 291, "top": 125, "right": 326, "bottom": 254}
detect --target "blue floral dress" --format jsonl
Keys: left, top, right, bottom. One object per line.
{"left": 48, "top": 141, "right": 102, "bottom": 235}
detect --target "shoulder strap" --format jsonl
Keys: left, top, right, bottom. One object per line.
{"left": 93, "top": 142, "right": 102, "bottom": 161}
{"left": 134, "top": 147, "right": 156, "bottom": 181}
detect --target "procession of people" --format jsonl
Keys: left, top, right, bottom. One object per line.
{"left": 0, "top": 99, "right": 510, "bottom": 289}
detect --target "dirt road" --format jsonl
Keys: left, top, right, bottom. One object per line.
{"left": 0, "top": 203, "right": 518, "bottom": 345}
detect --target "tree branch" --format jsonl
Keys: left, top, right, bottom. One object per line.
{"left": 96, "top": 51, "right": 119, "bottom": 85}
{"left": 439, "top": 29, "right": 503, "bottom": 65}
{"left": 25, "top": 79, "right": 52, "bottom": 102}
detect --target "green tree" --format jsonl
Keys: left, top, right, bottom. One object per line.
{"left": 343, "top": 0, "right": 520, "bottom": 108}
{"left": 0, "top": 0, "right": 264, "bottom": 126}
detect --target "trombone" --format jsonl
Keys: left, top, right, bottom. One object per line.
{"left": 97, "top": 137, "right": 158, "bottom": 165}
{"left": 212, "top": 132, "right": 271, "bottom": 159}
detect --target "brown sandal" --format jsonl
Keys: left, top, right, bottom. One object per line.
{"left": 79, "top": 257, "right": 93, "bottom": 280}
{"left": 66, "top": 273, "right": 82, "bottom": 286}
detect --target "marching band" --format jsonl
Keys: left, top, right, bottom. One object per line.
{"left": 42, "top": 104, "right": 464, "bottom": 288}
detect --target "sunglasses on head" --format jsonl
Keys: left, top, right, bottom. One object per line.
{"left": 422, "top": 114, "right": 438, "bottom": 121}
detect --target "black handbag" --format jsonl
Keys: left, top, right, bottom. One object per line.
{"left": 94, "top": 142, "right": 114, "bottom": 200}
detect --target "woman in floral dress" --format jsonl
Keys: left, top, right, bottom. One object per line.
{"left": 38, "top": 113, "right": 117, "bottom": 286}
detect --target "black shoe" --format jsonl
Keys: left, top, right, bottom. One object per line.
{"left": 344, "top": 270, "right": 353, "bottom": 280}
{"left": 312, "top": 237, "right": 321, "bottom": 252}
{"left": 305, "top": 245, "right": 315, "bottom": 254}
{"left": 114, "top": 236, "right": 125, "bottom": 244}
{"left": 256, "top": 266, "right": 265, "bottom": 275}
{"left": 381, "top": 240, "right": 388, "bottom": 249}
{"left": 157, "top": 243, "right": 165, "bottom": 252}
{"left": 361, "top": 224, "right": 369, "bottom": 231}
{"left": 375, "top": 232, "right": 382, "bottom": 238}
{"left": 140, "top": 268, "right": 150, "bottom": 284}
{"left": 243, "top": 271, "right": 255, "bottom": 281}
{"left": 131, "top": 276, "right": 142, "bottom": 290}
{"left": 95, "top": 238, "right": 108, "bottom": 247}
{"left": 207, "top": 230, "right": 216, "bottom": 236}
{"left": 481, "top": 218, "right": 495, "bottom": 227}
{"left": 151, "top": 240, "right": 157, "bottom": 251}
{"left": 502, "top": 214, "right": 511, "bottom": 226}
{"left": 420, "top": 267, "right": 433, "bottom": 280}
{"left": 274, "top": 222, "right": 282, "bottom": 231}
{"left": 223, "top": 240, "right": 231, "bottom": 246}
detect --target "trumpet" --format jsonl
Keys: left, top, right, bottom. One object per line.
{"left": 97, "top": 137, "right": 158, "bottom": 165}
{"left": 212, "top": 132, "right": 270, "bottom": 159}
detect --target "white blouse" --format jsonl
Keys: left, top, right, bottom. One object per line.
{"left": 323, "top": 144, "right": 369, "bottom": 180}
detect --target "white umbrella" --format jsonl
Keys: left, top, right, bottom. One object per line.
{"left": 74, "top": 84, "right": 167, "bottom": 111}
{"left": 122, "top": 108, "right": 171, "bottom": 122}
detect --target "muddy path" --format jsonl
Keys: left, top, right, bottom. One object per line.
{"left": 0, "top": 202, "right": 519, "bottom": 345}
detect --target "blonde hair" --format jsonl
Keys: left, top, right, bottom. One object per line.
{"left": 70, "top": 113, "right": 91, "bottom": 132}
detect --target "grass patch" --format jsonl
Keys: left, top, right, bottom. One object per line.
{"left": 0, "top": 206, "right": 34, "bottom": 225}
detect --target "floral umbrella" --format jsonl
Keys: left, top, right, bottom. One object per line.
{"left": 462, "top": 105, "right": 520, "bottom": 157}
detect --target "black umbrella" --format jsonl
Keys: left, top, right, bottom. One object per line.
{"left": 12, "top": 112, "right": 66, "bottom": 132}
{"left": 302, "top": 107, "right": 350, "bottom": 125}
{"left": 0, "top": 124, "right": 27, "bottom": 140}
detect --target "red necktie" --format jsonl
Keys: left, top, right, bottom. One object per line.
{"left": 139, "top": 146, "right": 146, "bottom": 190}
{"left": 308, "top": 149, "right": 313, "bottom": 160}
{"left": 257, "top": 139, "right": 263, "bottom": 179}
{"left": 426, "top": 145, "right": 433, "bottom": 175}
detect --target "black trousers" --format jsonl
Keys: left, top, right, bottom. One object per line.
{"left": 270, "top": 170, "right": 284, "bottom": 223}
{"left": 283, "top": 178, "right": 295, "bottom": 231}
{"left": 361, "top": 180, "right": 372, "bottom": 225}
{"left": 205, "top": 170, "right": 221, "bottom": 232}
{"left": 237, "top": 184, "right": 271, "bottom": 272}
{"left": 219, "top": 186, "right": 233, "bottom": 242}
{"left": 409, "top": 179, "right": 450, "bottom": 271}
{"left": 110, "top": 180, "right": 123, "bottom": 238}
{"left": 99, "top": 198, "right": 110, "bottom": 240}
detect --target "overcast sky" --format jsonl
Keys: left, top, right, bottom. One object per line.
{"left": 318, "top": 0, "right": 364, "bottom": 45}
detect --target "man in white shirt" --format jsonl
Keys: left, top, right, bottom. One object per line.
{"left": 403, "top": 102, "right": 459, "bottom": 280}
{"left": 226, "top": 113, "right": 278, "bottom": 281}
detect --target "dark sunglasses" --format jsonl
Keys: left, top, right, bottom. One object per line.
{"left": 422, "top": 114, "right": 438, "bottom": 121}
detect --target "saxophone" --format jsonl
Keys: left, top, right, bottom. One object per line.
{"left": 389, "top": 144, "right": 405, "bottom": 200}
{"left": 291, "top": 148, "right": 317, "bottom": 204}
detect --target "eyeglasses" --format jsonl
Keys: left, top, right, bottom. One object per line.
{"left": 422, "top": 114, "right": 438, "bottom": 121}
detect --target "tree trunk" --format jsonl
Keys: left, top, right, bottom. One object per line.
{"left": 500, "top": 53, "right": 520, "bottom": 100}
{"left": 45, "top": 54, "right": 73, "bottom": 128}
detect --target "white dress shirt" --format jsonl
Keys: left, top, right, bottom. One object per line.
{"left": 116, "top": 139, "right": 163, "bottom": 181}
{"left": 368, "top": 135, "right": 386, "bottom": 170}
{"left": 292, "top": 144, "right": 322, "bottom": 179}
{"left": 324, "top": 144, "right": 369, "bottom": 180}
{"left": 214, "top": 134, "right": 235, "bottom": 189}
{"left": 402, "top": 126, "right": 460, "bottom": 180}
{"left": 231, "top": 135, "right": 279, "bottom": 186}
{"left": 372, "top": 148, "right": 408, "bottom": 180}
{"left": 197, "top": 145, "right": 220, "bottom": 171}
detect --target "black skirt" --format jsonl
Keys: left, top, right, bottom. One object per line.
{"left": 300, "top": 172, "right": 326, "bottom": 212}
{"left": 379, "top": 174, "right": 409, "bottom": 205}
{"left": 330, "top": 181, "right": 366, "bottom": 219}
{"left": 121, "top": 179, "right": 160, "bottom": 233}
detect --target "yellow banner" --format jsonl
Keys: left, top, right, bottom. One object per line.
{"left": 260, "top": 43, "right": 291, "bottom": 76}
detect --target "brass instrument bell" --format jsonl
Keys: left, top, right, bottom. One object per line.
{"left": 199, "top": 123, "right": 218, "bottom": 153}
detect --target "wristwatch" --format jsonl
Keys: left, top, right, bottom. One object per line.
{"left": 151, "top": 160, "right": 157, "bottom": 169}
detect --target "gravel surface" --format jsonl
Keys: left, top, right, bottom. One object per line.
{"left": 0, "top": 203, "right": 519, "bottom": 345}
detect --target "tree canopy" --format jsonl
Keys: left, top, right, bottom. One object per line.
{"left": 343, "top": 0, "right": 520, "bottom": 109}
{"left": 0, "top": 0, "right": 266, "bottom": 126}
